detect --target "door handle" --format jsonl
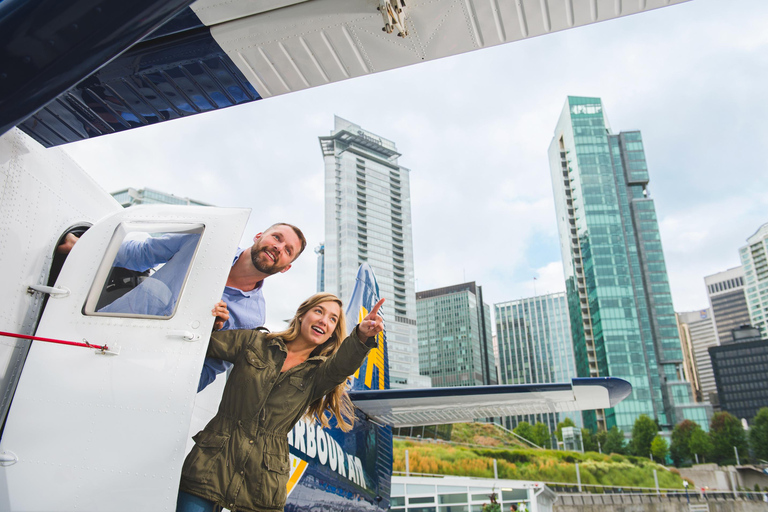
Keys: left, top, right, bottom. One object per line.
{"left": 167, "top": 330, "right": 200, "bottom": 342}
{"left": 0, "top": 451, "right": 18, "bottom": 466}
{"left": 27, "top": 284, "right": 70, "bottom": 298}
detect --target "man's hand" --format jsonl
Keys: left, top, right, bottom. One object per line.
{"left": 357, "top": 298, "right": 385, "bottom": 340}
{"left": 56, "top": 233, "right": 80, "bottom": 255}
{"left": 212, "top": 300, "right": 229, "bottom": 331}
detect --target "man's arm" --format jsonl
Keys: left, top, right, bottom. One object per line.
{"left": 112, "top": 233, "right": 198, "bottom": 272}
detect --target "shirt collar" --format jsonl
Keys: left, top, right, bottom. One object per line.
{"left": 226, "top": 247, "right": 264, "bottom": 295}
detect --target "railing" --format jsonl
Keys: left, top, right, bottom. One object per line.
{"left": 556, "top": 491, "right": 767, "bottom": 505}
{"left": 391, "top": 472, "right": 768, "bottom": 503}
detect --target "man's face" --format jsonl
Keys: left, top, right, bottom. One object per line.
{"left": 249, "top": 225, "right": 301, "bottom": 276}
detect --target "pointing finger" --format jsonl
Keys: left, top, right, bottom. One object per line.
{"left": 368, "top": 298, "right": 385, "bottom": 318}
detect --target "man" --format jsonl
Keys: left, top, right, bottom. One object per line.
{"left": 58, "top": 223, "right": 306, "bottom": 391}
{"left": 203, "top": 223, "right": 306, "bottom": 391}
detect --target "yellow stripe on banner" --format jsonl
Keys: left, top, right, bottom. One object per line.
{"left": 286, "top": 456, "right": 308, "bottom": 497}
{"left": 352, "top": 306, "right": 386, "bottom": 390}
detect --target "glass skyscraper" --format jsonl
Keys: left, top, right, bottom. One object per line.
{"left": 548, "top": 96, "right": 707, "bottom": 433}
{"left": 319, "top": 116, "right": 428, "bottom": 388}
{"left": 495, "top": 292, "right": 580, "bottom": 433}
{"left": 739, "top": 222, "right": 768, "bottom": 337}
{"left": 416, "top": 282, "right": 496, "bottom": 388}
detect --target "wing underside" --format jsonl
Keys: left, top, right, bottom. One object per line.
{"left": 4, "top": 0, "right": 690, "bottom": 146}
{"left": 349, "top": 377, "right": 631, "bottom": 427}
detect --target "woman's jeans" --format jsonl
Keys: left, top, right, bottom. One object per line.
{"left": 176, "top": 491, "right": 220, "bottom": 512}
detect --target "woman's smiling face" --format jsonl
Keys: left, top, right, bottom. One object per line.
{"left": 299, "top": 300, "right": 341, "bottom": 345}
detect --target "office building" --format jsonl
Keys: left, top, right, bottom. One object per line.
{"left": 319, "top": 116, "right": 428, "bottom": 388}
{"left": 709, "top": 325, "right": 768, "bottom": 423}
{"left": 739, "top": 223, "right": 768, "bottom": 337}
{"left": 495, "top": 292, "right": 579, "bottom": 433}
{"left": 676, "top": 310, "right": 718, "bottom": 404}
{"left": 314, "top": 243, "right": 325, "bottom": 292}
{"left": 111, "top": 187, "right": 212, "bottom": 207}
{"left": 416, "top": 282, "right": 496, "bottom": 388}
{"left": 704, "top": 267, "right": 749, "bottom": 345}
{"left": 548, "top": 96, "right": 708, "bottom": 432}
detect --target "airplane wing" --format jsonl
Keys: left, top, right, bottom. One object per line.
{"left": 2, "top": 0, "right": 690, "bottom": 146}
{"left": 349, "top": 377, "right": 631, "bottom": 427}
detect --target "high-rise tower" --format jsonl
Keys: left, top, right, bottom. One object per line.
{"left": 740, "top": 223, "right": 768, "bottom": 337}
{"left": 495, "top": 292, "right": 580, "bottom": 433}
{"left": 416, "top": 282, "right": 496, "bottom": 388}
{"left": 548, "top": 96, "right": 708, "bottom": 432}
{"left": 319, "top": 117, "right": 428, "bottom": 388}
{"left": 704, "top": 267, "right": 749, "bottom": 345}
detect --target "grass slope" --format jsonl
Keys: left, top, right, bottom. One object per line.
{"left": 394, "top": 424, "right": 685, "bottom": 490}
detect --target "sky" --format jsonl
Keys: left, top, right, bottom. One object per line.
{"left": 65, "top": 0, "right": 768, "bottom": 331}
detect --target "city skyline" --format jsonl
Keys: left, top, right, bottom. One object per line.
{"left": 64, "top": 0, "right": 768, "bottom": 332}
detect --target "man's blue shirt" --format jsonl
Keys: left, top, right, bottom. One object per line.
{"left": 198, "top": 247, "right": 265, "bottom": 391}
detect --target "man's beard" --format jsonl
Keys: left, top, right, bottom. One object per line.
{"left": 250, "top": 245, "right": 285, "bottom": 275}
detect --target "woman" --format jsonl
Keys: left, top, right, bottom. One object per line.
{"left": 177, "top": 293, "right": 384, "bottom": 512}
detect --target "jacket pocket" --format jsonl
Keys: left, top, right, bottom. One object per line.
{"left": 263, "top": 452, "right": 289, "bottom": 506}
{"left": 244, "top": 346, "right": 268, "bottom": 369}
{"left": 182, "top": 430, "right": 230, "bottom": 485}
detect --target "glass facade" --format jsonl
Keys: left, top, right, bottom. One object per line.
{"left": 709, "top": 336, "right": 768, "bottom": 423}
{"left": 495, "top": 292, "right": 580, "bottom": 434}
{"left": 320, "top": 117, "right": 428, "bottom": 388}
{"left": 548, "top": 97, "right": 706, "bottom": 433}
{"left": 416, "top": 282, "right": 496, "bottom": 388}
{"left": 739, "top": 223, "right": 768, "bottom": 337}
{"left": 314, "top": 243, "right": 325, "bottom": 292}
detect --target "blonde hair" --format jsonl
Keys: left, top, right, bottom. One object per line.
{"left": 266, "top": 293, "right": 356, "bottom": 431}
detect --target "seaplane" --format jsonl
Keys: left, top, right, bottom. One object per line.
{"left": 0, "top": 0, "right": 686, "bottom": 509}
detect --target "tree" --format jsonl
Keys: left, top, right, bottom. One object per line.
{"left": 595, "top": 429, "right": 608, "bottom": 453}
{"left": 689, "top": 427, "right": 712, "bottom": 463}
{"left": 709, "top": 412, "right": 747, "bottom": 464}
{"left": 513, "top": 422, "right": 535, "bottom": 445}
{"left": 581, "top": 428, "right": 596, "bottom": 452}
{"left": 749, "top": 408, "right": 768, "bottom": 461}
{"left": 670, "top": 420, "right": 698, "bottom": 467}
{"left": 651, "top": 435, "right": 669, "bottom": 463}
{"left": 630, "top": 415, "right": 658, "bottom": 457}
{"left": 531, "top": 423, "right": 551, "bottom": 448}
{"left": 603, "top": 426, "right": 627, "bottom": 455}
{"left": 555, "top": 417, "right": 576, "bottom": 442}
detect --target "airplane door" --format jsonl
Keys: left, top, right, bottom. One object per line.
{"left": 0, "top": 205, "right": 250, "bottom": 512}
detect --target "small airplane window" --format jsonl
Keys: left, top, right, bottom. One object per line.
{"left": 83, "top": 223, "right": 204, "bottom": 319}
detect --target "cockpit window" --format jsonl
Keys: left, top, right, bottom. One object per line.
{"left": 84, "top": 222, "right": 204, "bottom": 319}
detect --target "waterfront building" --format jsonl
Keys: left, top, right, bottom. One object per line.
{"left": 676, "top": 310, "right": 718, "bottom": 404}
{"left": 704, "top": 267, "right": 749, "bottom": 345}
{"left": 319, "top": 116, "right": 428, "bottom": 388}
{"left": 739, "top": 223, "right": 768, "bottom": 337}
{"left": 416, "top": 282, "right": 496, "bottom": 388}
{"left": 547, "top": 96, "right": 708, "bottom": 432}
{"left": 495, "top": 292, "right": 579, "bottom": 433}
{"left": 709, "top": 325, "right": 768, "bottom": 423}
{"left": 111, "top": 186, "right": 212, "bottom": 207}
{"left": 391, "top": 475, "right": 555, "bottom": 512}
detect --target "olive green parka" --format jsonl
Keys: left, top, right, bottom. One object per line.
{"left": 179, "top": 327, "right": 377, "bottom": 511}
